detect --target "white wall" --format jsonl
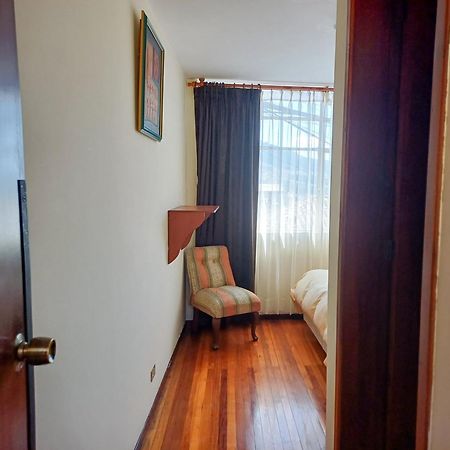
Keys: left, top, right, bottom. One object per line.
{"left": 326, "top": 0, "right": 347, "bottom": 448}
{"left": 14, "top": 1, "right": 187, "bottom": 448}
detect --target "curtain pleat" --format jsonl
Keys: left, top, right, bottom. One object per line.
{"left": 255, "top": 90, "right": 334, "bottom": 313}
{"left": 194, "top": 86, "right": 261, "bottom": 290}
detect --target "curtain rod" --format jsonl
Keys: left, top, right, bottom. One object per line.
{"left": 187, "top": 79, "right": 334, "bottom": 92}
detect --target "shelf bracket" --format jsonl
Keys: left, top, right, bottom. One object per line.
{"left": 168, "top": 205, "right": 219, "bottom": 264}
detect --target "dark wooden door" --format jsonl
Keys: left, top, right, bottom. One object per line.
{"left": 0, "top": 0, "right": 34, "bottom": 448}
{"left": 335, "top": 0, "right": 438, "bottom": 448}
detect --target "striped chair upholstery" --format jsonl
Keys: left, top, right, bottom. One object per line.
{"left": 185, "top": 246, "right": 262, "bottom": 319}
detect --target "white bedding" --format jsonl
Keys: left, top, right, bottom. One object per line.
{"left": 290, "top": 269, "right": 328, "bottom": 353}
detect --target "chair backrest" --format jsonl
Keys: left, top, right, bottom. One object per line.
{"left": 185, "top": 246, "right": 236, "bottom": 295}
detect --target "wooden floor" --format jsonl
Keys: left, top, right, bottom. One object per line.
{"left": 139, "top": 319, "right": 326, "bottom": 450}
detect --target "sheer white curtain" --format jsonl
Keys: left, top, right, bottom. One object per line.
{"left": 255, "top": 89, "right": 333, "bottom": 314}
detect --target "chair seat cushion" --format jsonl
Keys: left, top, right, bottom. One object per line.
{"left": 192, "top": 286, "right": 262, "bottom": 319}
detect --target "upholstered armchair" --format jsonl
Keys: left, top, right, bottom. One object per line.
{"left": 185, "top": 246, "right": 261, "bottom": 350}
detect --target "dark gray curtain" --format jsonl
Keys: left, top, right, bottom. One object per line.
{"left": 194, "top": 85, "right": 261, "bottom": 291}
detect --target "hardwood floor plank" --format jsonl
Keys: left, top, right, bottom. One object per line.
{"left": 142, "top": 339, "right": 187, "bottom": 449}
{"left": 226, "top": 339, "right": 238, "bottom": 450}
{"left": 139, "top": 319, "right": 326, "bottom": 450}
{"left": 263, "top": 323, "right": 298, "bottom": 450}
{"left": 268, "top": 325, "right": 305, "bottom": 450}
{"left": 248, "top": 367, "right": 265, "bottom": 450}
{"left": 249, "top": 333, "right": 275, "bottom": 450}
{"left": 257, "top": 324, "right": 284, "bottom": 450}
{"left": 188, "top": 334, "right": 210, "bottom": 450}
{"left": 234, "top": 326, "right": 255, "bottom": 450}
{"left": 161, "top": 339, "right": 199, "bottom": 450}
{"left": 281, "top": 321, "right": 326, "bottom": 449}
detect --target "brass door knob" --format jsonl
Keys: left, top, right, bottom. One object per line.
{"left": 15, "top": 333, "right": 56, "bottom": 365}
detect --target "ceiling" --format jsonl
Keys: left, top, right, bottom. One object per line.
{"left": 149, "top": 0, "right": 337, "bottom": 85}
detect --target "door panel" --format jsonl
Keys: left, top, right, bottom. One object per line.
{"left": 0, "top": 0, "right": 30, "bottom": 448}
{"left": 335, "top": 0, "right": 438, "bottom": 448}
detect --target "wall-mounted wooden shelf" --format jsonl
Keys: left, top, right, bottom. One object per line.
{"left": 168, "top": 205, "right": 219, "bottom": 263}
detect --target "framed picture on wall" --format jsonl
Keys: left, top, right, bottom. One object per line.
{"left": 138, "top": 11, "right": 164, "bottom": 141}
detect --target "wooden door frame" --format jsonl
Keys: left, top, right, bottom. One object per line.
{"left": 334, "top": 0, "right": 444, "bottom": 448}
{"left": 415, "top": 0, "right": 450, "bottom": 447}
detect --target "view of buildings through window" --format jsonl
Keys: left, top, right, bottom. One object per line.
{"left": 258, "top": 90, "right": 333, "bottom": 237}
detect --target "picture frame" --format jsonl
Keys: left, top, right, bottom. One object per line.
{"left": 138, "top": 11, "right": 164, "bottom": 141}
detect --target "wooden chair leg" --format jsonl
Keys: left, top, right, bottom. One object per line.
{"left": 192, "top": 307, "right": 199, "bottom": 334}
{"left": 212, "top": 318, "right": 220, "bottom": 350}
{"left": 251, "top": 312, "right": 259, "bottom": 342}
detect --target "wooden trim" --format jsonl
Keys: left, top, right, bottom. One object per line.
{"left": 385, "top": 0, "right": 438, "bottom": 444}
{"left": 416, "top": 0, "right": 450, "bottom": 447}
{"left": 335, "top": 0, "right": 438, "bottom": 448}
{"left": 134, "top": 323, "right": 187, "bottom": 450}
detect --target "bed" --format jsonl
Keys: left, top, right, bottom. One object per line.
{"left": 290, "top": 269, "right": 328, "bottom": 357}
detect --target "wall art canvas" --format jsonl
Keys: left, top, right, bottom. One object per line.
{"left": 138, "top": 11, "right": 164, "bottom": 141}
